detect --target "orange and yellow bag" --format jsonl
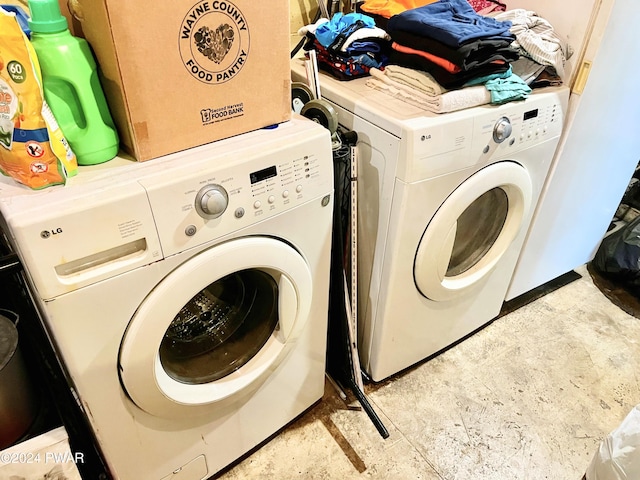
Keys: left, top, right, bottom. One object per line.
{"left": 0, "top": 8, "right": 77, "bottom": 189}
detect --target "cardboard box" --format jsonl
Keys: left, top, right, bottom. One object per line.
{"left": 77, "top": 0, "right": 292, "bottom": 161}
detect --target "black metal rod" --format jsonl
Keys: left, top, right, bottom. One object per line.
{"left": 0, "top": 253, "right": 21, "bottom": 275}
{"left": 347, "top": 377, "right": 390, "bottom": 439}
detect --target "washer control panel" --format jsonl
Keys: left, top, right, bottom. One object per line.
{"left": 139, "top": 126, "right": 333, "bottom": 257}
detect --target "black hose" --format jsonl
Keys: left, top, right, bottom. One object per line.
{"left": 0, "top": 253, "right": 21, "bottom": 275}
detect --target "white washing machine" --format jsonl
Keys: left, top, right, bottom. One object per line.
{"left": 0, "top": 117, "right": 333, "bottom": 479}
{"left": 293, "top": 60, "right": 569, "bottom": 382}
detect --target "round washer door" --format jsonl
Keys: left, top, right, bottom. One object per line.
{"left": 414, "top": 161, "right": 532, "bottom": 302}
{"left": 119, "top": 236, "right": 312, "bottom": 418}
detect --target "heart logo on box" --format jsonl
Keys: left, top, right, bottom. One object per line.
{"left": 194, "top": 24, "right": 235, "bottom": 64}
{"left": 179, "top": 0, "right": 250, "bottom": 85}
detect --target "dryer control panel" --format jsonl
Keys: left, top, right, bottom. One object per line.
{"left": 474, "top": 94, "right": 565, "bottom": 153}
{"left": 400, "top": 86, "right": 570, "bottom": 182}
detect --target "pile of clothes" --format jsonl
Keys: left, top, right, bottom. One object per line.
{"left": 297, "top": 0, "right": 571, "bottom": 113}
{"left": 367, "top": 65, "right": 493, "bottom": 113}
{"left": 298, "top": 13, "right": 391, "bottom": 80}
{"left": 495, "top": 9, "right": 570, "bottom": 88}
{"left": 384, "top": 0, "right": 520, "bottom": 89}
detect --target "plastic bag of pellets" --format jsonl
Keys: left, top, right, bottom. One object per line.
{"left": 592, "top": 215, "right": 640, "bottom": 296}
{"left": 584, "top": 404, "right": 640, "bottom": 480}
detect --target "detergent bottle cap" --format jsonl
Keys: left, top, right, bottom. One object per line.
{"left": 27, "top": 0, "right": 69, "bottom": 34}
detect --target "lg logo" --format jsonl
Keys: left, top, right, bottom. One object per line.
{"left": 40, "top": 228, "right": 63, "bottom": 239}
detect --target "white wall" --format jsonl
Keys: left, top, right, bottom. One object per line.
{"left": 290, "top": 0, "right": 319, "bottom": 49}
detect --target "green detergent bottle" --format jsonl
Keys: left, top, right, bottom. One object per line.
{"left": 27, "top": 0, "right": 119, "bottom": 165}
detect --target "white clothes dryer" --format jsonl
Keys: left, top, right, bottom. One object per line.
{"left": 0, "top": 118, "right": 334, "bottom": 479}
{"left": 293, "top": 60, "right": 569, "bottom": 382}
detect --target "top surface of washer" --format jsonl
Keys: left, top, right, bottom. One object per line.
{"left": 291, "top": 58, "right": 569, "bottom": 139}
{"left": 0, "top": 116, "right": 327, "bottom": 214}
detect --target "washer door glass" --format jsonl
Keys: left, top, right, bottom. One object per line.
{"left": 446, "top": 188, "right": 509, "bottom": 277}
{"left": 414, "top": 162, "right": 532, "bottom": 302}
{"left": 118, "top": 237, "right": 313, "bottom": 418}
{"left": 159, "top": 269, "right": 278, "bottom": 385}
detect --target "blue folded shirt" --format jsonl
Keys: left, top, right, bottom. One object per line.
{"left": 315, "top": 13, "right": 376, "bottom": 48}
{"left": 387, "top": 0, "right": 514, "bottom": 48}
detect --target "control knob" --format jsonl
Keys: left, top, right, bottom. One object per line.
{"left": 493, "top": 117, "right": 513, "bottom": 143}
{"left": 195, "top": 184, "right": 229, "bottom": 219}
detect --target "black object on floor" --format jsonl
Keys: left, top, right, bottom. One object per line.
{"left": 500, "top": 270, "right": 583, "bottom": 317}
{"left": 588, "top": 262, "right": 640, "bottom": 319}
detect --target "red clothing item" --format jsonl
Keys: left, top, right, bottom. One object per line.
{"left": 466, "top": 0, "right": 506, "bottom": 15}
{"left": 392, "top": 42, "right": 461, "bottom": 73}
